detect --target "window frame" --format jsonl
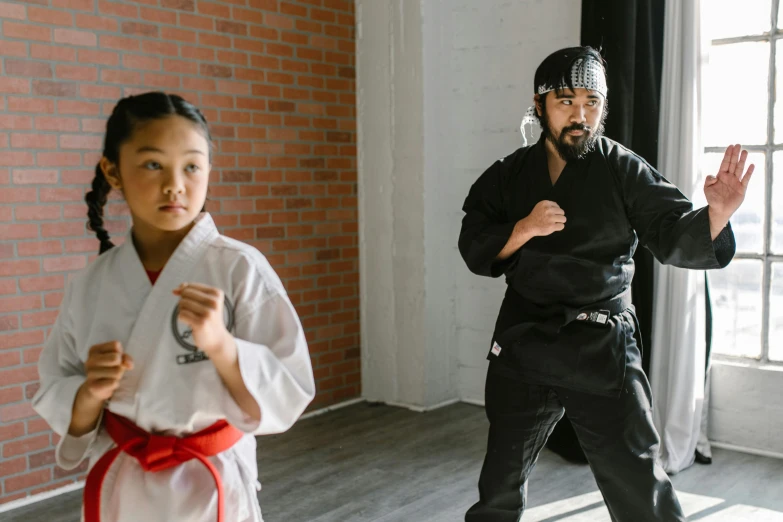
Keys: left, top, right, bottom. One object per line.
{"left": 704, "top": 0, "right": 781, "bottom": 365}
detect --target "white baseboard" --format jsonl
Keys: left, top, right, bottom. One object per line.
{"left": 460, "top": 398, "right": 485, "bottom": 408}
{"left": 710, "top": 441, "right": 783, "bottom": 460}
{"left": 381, "top": 397, "right": 461, "bottom": 413}
{"left": 0, "top": 480, "right": 84, "bottom": 514}
{"left": 300, "top": 397, "right": 366, "bottom": 419}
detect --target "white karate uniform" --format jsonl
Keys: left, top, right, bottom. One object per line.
{"left": 32, "top": 213, "right": 316, "bottom": 522}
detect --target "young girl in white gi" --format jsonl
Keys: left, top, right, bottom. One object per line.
{"left": 32, "top": 91, "right": 316, "bottom": 522}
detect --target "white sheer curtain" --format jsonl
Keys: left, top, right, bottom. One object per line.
{"left": 649, "top": 0, "right": 711, "bottom": 474}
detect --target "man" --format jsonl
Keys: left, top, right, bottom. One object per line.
{"left": 458, "top": 46, "right": 753, "bottom": 522}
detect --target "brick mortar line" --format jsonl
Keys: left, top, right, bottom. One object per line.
{"left": 3, "top": 293, "right": 358, "bottom": 306}
{"left": 2, "top": 243, "right": 360, "bottom": 257}
{"left": 0, "top": 468, "right": 84, "bottom": 499}
{"left": 2, "top": 198, "right": 357, "bottom": 205}
{"left": 0, "top": 308, "right": 358, "bottom": 330}
{"left": 0, "top": 147, "right": 357, "bottom": 153}
{"left": 2, "top": 220, "right": 360, "bottom": 229}
{"left": 2, "top": 1, "right": 356, "bottom": 24}
{"left": 0, "top": 96, "right": 358, "bottom": 110}
{"left": 0, "top": 116, "right": 360, "bottom": 133}
{"left": 0, "top": 256, "right": 359, "bottom": 271}
{"left": 0, "top": 196, "right": 355, "bottom": 203}
{"left": 0, "top": 287, "right": 64, "bottom": 298}
{"left": 1, "top": 110, "right": 357, "bottom": 124}
{"left": 14, "top": 47, "right": 356, "bottom": 70}
{"left": 92, "top": 0, "right": 356, "bottom": 20}
{"left": 1, "top": 42, "right": 356, "bottom": 80}
{"left": 12, "top": 49, "right": 358, "bottom": 72}
{"left": 1, "top": 221, "right": 360, "bottom": 234}
{"left": 0, "top": 311, "right": 358, "bottom": 326}
{"left": 0, "top": 157, "right": 358, "bottom": 171}
{"left": 0, "top": 149, "right": 357, "bottom": 162}
{"left": 0, "top": 313, "right": 61, "bottom": 325}
{"left": 0, "top": 90, "right": 357, "bottom": 103}
{"left": 0, "top": 473, "right": 84, "bottom": 502}
{"left": 0, "top": 237, "right": 356, "bottom": 246}
{"left": 2, "top": 182, "right": 357, "bottom": 191}
{"left": 0, "top": 345, "right": 23, "bottom": 354}
{"left": 0, "top": 17, "right": 356, "bottom": 48}
{"left": 0, "top": 160, "right": 357, "bottom": 169}
{"left": 0, "top": 382, "right": 34, "bottom": 394}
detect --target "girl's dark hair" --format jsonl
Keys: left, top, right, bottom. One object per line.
{"left": 533, "top": 46, "right": 607, "bottom": 100}
{"left": 85, "top": 92, "right": 212, "bottom": 254}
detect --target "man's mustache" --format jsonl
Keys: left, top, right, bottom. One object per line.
{"left": 562, "top": 123, "right": 591, "bottom": 134}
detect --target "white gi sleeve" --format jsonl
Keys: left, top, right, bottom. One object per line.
{"left": 221, "top": 257, "right": 315, "bottom": 434}
{"left": 31, "top": 280, "right": 100, "bottom": 470}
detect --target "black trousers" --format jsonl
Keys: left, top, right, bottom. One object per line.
{"left": 465, "top": 359, "right": 685, "bottom": 522}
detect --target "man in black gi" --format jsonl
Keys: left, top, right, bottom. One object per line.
{"left": 458, "top": 46, "right": 754, "bottom": 522}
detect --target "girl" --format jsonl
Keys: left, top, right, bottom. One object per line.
{"left": 32, "top": 92, "right": 316, "bottom": 522}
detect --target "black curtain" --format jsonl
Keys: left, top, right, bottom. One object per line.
{"left": 545, "top": 0, "right": 666, "bottom": 464}
{"left": 582, "top": 0, "right": 665, "bottom": 371}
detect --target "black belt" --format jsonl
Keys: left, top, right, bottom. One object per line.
{"left": 494, "top": 287, "right": 634, "bottom": 347}
{"left": 563, "top": 287, "right": 633, "bottom": 327}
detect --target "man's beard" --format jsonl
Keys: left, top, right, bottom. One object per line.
{"left": 540, "top": 107, "right": 607, "bottom": 161}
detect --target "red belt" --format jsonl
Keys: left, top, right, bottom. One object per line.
{"left": 84, "top": 411, "right": 244, "bottom": 522}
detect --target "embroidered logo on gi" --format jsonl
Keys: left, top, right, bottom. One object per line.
{"left": 171, "top": 295, "right": 235, "bottom": 365}
{"left": 491, "top": 342, "right": 502, "bottom": 356}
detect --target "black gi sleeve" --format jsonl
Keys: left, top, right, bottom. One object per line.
{"left": 458, "top": 159, "right": 517, "bottom": 277}
{"left": 612, "top": 148, "right": 736, "bottom": 269}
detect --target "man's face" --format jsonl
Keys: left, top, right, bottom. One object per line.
{"left": 537, "top": 87, "right": 607, "bottom": 161}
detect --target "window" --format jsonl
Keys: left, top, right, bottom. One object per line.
{"left": 702, "top": 0, "right": 782, "bottom": 363}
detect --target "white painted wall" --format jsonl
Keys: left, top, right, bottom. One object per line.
{"left": 357, "top": 0, "right": 433, "bottom": 407}
{"left": 434, "top": 0, "right": 582, "bottom": 402}
{"left": 709, "top": 362, "right": 783, "bottom": 456}
{"left": 357, "top": 0, "right": 581, "bottom": 408}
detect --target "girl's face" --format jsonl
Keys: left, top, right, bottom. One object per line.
{"left": 101, "top": 115, "right": 211, "bottom": 234}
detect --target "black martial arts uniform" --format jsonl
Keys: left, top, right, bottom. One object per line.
{"left": 458, "top": 136, "right": 735, "bottom": 522}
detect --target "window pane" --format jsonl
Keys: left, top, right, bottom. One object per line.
{"left": 704, "top": 43, "right": 770, "bottom": 147}
{"left": 709, "top": 260, "right": 763, "bottom": 358}
{"left": 700, "top": 152, "right": 766, "bottom": 253}
{"left": 773, "top": 152, "right": 783, "bottom": 253}
{"left": 771, "top": 263, "right": 783, "bottom": 361}
{"left": 704, "top": 0, "right": 771, "bottom": 38}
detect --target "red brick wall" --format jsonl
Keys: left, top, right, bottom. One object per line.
{"left": 0, "top": 0, "right": 359, "bottom": 505}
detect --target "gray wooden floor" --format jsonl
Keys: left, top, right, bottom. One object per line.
{"left": 3, "top": 402, "right": 783, "bottom": 521}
